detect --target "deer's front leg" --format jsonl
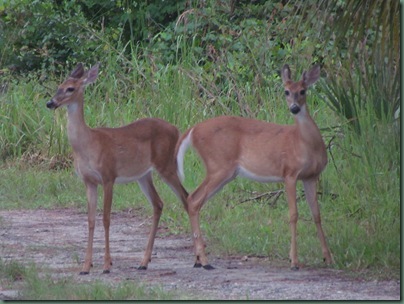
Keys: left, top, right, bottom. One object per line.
{"left": 80, "top": 182, "right": 98, "bottom": 275}
{"left": 102, "top": 182, "right": 114, "bottom": 273}
{"left": 285, "top": 177, "right": 299, "bottom": 270}
{"left": 303, "top": 179, "right": 332, "bottom": 265}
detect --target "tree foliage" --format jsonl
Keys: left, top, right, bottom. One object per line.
{"left": 0, "top": 0, "right": 400, "bottom": 128}
{"left": 295, "top": 0, "right": 400, "bottom": 131}
{"left": 0, "top": 0, "right": 187, "bottom": 71}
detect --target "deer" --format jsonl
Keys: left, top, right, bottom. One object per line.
{"left": 46, "top": 63, "right": 188, "bottom": 275}
{"left": 176, "top": 64, "right": 332, "bottom": 270}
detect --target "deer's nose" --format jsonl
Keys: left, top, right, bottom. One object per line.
{"left": 290, "top": 104, "right": 300, "bottom": 115}
{"left": 46, "top": 100, "right": 57, "bottom": 109}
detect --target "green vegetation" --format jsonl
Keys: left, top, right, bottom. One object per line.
{"left": 0, "top": 0, "right": 400, "bottom": 296}
{"left": 0, "top": 259, "right": 180, "bottom": 300}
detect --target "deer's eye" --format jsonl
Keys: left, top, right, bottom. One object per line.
{"left": 300, "top": 89, "right": 305, "bottom": 95}
{"left": 285, "top": 90, "right": 290, "bottom": 96}
{"left": 67, "top": 87, "right": 75, "bottom": 92}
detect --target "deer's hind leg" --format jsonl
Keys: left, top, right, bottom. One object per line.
{"left": 137, "top": 172, "right": 164, "bottom": 270}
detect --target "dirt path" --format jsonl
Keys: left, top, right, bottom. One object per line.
{"left": 0, "top": 209, "right": 400, "bottom": 300}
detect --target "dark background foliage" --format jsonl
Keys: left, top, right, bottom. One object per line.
{"left": 0, "top": 0, "right": 400, "bottom": 128}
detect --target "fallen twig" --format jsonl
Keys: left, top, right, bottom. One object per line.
{"left": 238, "top": 189, "right": 285, "bottom": 207}
{"left": 238, "top": 188, "right": 339, "bottom": 208}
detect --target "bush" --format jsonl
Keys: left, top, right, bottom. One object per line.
{"left": 1, "top": 1, "right": 94, "bottom": 72}
{"left": 0, "top": 0, "right": 188, "bottom": 73}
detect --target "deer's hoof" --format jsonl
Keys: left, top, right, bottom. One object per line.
{"left": 79, "top": 271, "right": 89, "bottom": 275}
{"left": 203, "top": 264, "right": 215, "bottom": 270}
{"left": 137, "top": 265, "right": 147, "bottom": 270}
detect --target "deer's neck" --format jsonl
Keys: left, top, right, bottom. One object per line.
{"left": 294, "top": 105, "right": 324, "bottom": 148}
{"left": 293, "top": 105, "right": 328, "bottom": 175}
{"left": 66, "top": 97, "right": 91, "bottom": 152}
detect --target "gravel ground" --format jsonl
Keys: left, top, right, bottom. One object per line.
{"left": 0, "top": 208, "right": 400, "bottom": 300}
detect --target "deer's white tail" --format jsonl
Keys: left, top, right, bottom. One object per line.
{"left": 177, "top": 128, "right": 193, "bottom": 182}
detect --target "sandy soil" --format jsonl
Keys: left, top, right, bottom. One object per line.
{"left": 0, "top": 208, "right": 400, "bottom": 300}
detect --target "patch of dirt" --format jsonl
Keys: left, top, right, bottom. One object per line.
{"left": 0, "top": 209, "right": 400, "bottom": 300}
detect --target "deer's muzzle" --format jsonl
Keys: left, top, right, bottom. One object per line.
{"left": 290, "top": 104, "right": 301, "bottom": 115}
{"left": 46, "top": 100, "right": 58, "bottom": 109}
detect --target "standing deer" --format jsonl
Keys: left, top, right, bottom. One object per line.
{"left": 46, "top": 63, "right": 188, "bottom": 274}
{"left": 176, "top": 64, "right": 332, "bottom": 270}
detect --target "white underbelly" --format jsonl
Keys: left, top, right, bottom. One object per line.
{"left": 75, "top": 160, "right": 153, "bottom": 185}
{"left": 115, "top": 168, "right": 153, "bottom": 184}
{"left": 238, "top": 166, "right": 284, "bottom": 183}
{"left": 75, "top": 166, "right": 102, "bottom": 184}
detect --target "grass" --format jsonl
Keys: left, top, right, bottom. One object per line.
{"left": 0, "top": 55, "right": 400, "bottom": 298}
{"left": 0, "top": 165, "right": 83, "bottom": 209}
{"left": 0, "top": 259, "right": 180, "bottom": 300}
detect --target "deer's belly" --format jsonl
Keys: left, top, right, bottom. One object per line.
{"left": 238, "top": 166, "right": 284, "bottom": 183}
{"left": 75, "top": 163, "right": 103, "bottom": 184}
{"left": 114, "top": 168, "right": 152, "bottom": 184}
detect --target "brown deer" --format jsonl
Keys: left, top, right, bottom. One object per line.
{"left": 46, "top": 63, "right": 188, "bottom": 274}
{"left": 176, "top": 64, "right": 332, "bottom": 270}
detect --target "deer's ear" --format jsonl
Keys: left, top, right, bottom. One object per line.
{"left": 82, "top": 63, "right": 100, "bottom": 85}
{"left": 302, "top": 64, "right": 320, "bottom": 87}
{"left": 69, "top": 63, "right": 85, "bottom": 79}
{"left": 281, "top": 64, "right": 291, "bottom": 84}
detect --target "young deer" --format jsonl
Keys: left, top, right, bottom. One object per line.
{"left": 46, "top": 63, "right": 188, "bottom": 274}
{"left": 176, "top": 64, "right": 332, "bottom": 270}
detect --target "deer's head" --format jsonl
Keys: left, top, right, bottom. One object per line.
{"left": 46, "top": 63, "right": 99, "bottom": 109}
{"left": 281, "top": 64, "right": 320, "bottom": 115}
